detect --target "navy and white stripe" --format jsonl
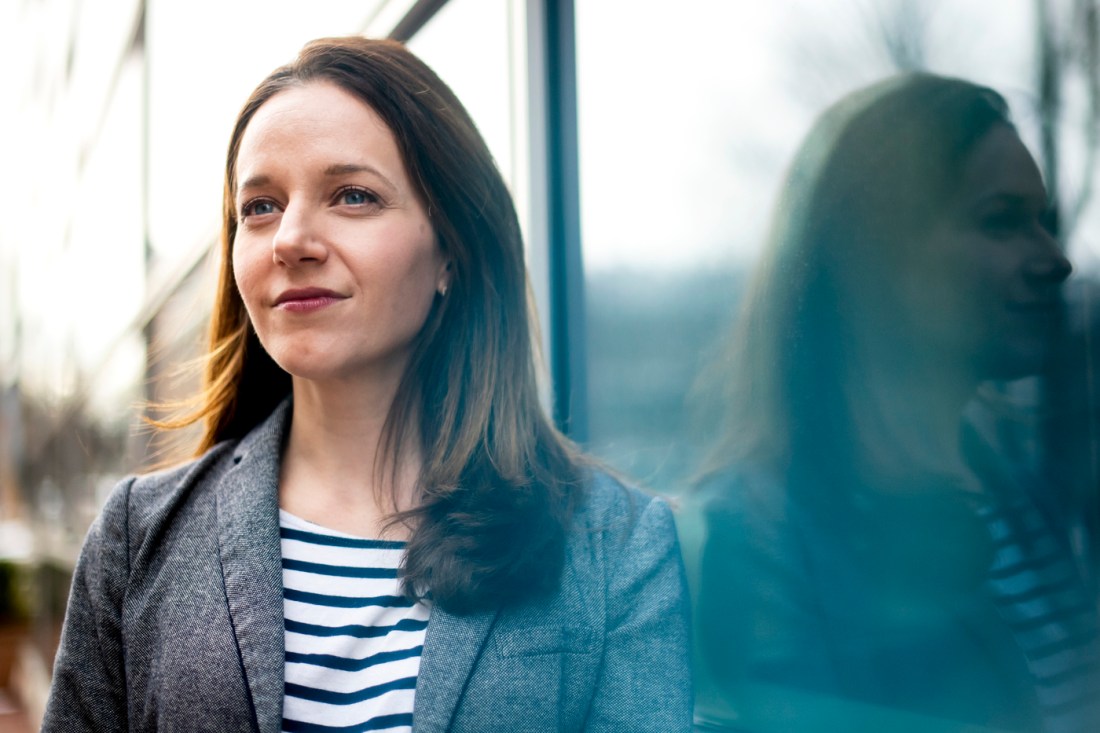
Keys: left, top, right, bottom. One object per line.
{"left": 977, "top": 496, "right": 1100, "bottom": 733}
{"left": 280, "top": 510, "right": 430, "bottom": 733}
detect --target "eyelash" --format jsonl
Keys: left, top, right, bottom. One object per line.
{"left": 240, "top": 198, "right": 278, "bottom": 219}
{"left": 980, "top": 210, "right": 1050, "bottom": 239}
{"left": 982, "top": 211, "right": 1025, "bottom": 230}
{"left": 334, "top": 186, "right": 381, "bottom": 207}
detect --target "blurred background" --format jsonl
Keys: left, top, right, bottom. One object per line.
{"left": 3, "top": 0, "right": 1100, "bottom": 729}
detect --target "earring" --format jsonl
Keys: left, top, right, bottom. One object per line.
{"left": 438, "top": 283, "right": 448, "bottom": 297}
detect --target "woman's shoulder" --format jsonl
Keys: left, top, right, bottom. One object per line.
{"left": 573, "top": 466, "right": 673, "bottom": 530}
{"left": 127, "top": 440, "right": 237, "bottom": 505}
{"left": 557, "top": 467, "right": 688, "bottom": 617}
{"left": 563, "top": 468, "right": 684, "bottom": 573}
{"left": 108, "top": 400, "right": 290, "bottom": 529}
{"left": 68, "top": 438, "right": 244, "bottom": 610}
{"left": 92, "top": 438, "right": 241, "bottom": 549}
{"left": 687, "top": 463, "right": 790, "bottom": 521}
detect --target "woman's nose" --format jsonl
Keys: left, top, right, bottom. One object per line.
{"left": 272, "top": 204, "right": 328, "bottom": 266}
{"left": 1025, "top": 227, "right": 1073, "bottom": 285}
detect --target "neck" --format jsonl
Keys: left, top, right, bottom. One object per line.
{"left": 279, "top": 375, "right": 421, "bottom": 539}
{"left": 851, "top": 345, "right": 979, "bottom": 489}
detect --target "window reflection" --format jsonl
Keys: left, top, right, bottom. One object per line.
{"left": 685, "top": 72, "right": 1098, "bottom": 730}
{"left": 578, "top": 0, "right": 1100, "bottom": 729}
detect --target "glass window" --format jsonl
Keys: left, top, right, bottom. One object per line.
{"left": 578, "top": 1, "right": 1100, "bottom": 729}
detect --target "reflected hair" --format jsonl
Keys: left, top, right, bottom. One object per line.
{"left": 158, "top": 37, "right": 581, "bottom": 613}
{"left": 702, "top": 73, "right": 1012, "bottom": 483}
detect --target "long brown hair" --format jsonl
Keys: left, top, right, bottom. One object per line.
{"left": 164, "top": 37, "right": 581, "bottom": 613}
{"left": 701, "top": 73, "right": 1012, "bottom": 486}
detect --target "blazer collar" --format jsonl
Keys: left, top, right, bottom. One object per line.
{"left": 413, "top": 606, "right": 499, "bottom": 731}
{"left": 211, "top": 399, "right": 503, "bottom": 732}
{"left": 216, "top": 399, "right": 292, "bottom": 733}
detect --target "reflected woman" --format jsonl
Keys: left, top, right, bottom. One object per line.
{"left": 684, "top": 74, "right": 1098, "bottom": 732}
{"left": 43, "top": 37, "right": 691, "bottom": 732}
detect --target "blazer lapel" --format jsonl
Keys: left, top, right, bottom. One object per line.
{"left": 216, "top": 402, "right": 291, "bottom": 733}
{"left": 413, "top": 606, "right": 499, "bottom": 731}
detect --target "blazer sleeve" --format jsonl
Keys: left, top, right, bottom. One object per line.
{"left": 41, "top": 477, "right": 134, "bottom": 732}
{"left": 584, "top": 494, "right": 693, "bottom": 732}
{"left": 695, "top": 481, "right": 839, "bottom": 694}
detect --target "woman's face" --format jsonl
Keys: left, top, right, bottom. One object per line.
{"left": 896, "top": 124, "right": 1071, "bottom": 380}
{"left": 231, "top": 81, "right": 450, "bottom": 387}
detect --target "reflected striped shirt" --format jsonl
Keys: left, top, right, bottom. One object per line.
{"left": 977, "top": 495, "right": 1100, "bottom": 733}
{"left": 280, "top": 510, "right": 430, "bottom": 733}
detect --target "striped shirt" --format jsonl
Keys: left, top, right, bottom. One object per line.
{"left": 280, "top": 510, "right": 430, "bottom": 733}
{"left": 976, "top": 494, "right": 1100, "bottom": 733}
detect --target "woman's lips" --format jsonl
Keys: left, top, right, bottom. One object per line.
{"left": 1007, "top": 300, "right": 1062, "bottom": 314}
{"left": 275, "top": 288, "right": 347, "bottom": 313}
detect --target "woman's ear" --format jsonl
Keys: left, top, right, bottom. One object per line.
{"left": 436, "top": 260, "right": 453, "bottom": 297}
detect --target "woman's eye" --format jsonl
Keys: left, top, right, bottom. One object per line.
{"left": 242, "top": 199, "right": 278, "bottom": 218}
{"left": 980, "top": 210, "right": 1026, "bottom": 236}
{"left": 337, "top": 187, "right": 377, "bottom": 207}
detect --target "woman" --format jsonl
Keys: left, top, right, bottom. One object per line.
{"left": 43, "top": 37, "right": 691, "bottom": 732}
{"left": 683, "top": 74, "right": 1098, "bottom": 731}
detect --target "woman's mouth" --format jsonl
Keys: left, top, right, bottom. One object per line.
{"left": 275, "top": 288, "right": 347, "bottom": 312}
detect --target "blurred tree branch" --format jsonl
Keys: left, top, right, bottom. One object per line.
{"left": 1035, "top": 0, "right": 1100, "bottom": 242}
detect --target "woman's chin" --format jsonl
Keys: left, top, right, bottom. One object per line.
{"left": 975, "top": 342, "right": 1053, "bottom": 382}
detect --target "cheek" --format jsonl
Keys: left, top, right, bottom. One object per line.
{"left": 909, "top": 233, "right": 984, "bottom": 300}
{"left": 384, "top": 253, "right": 441, "bottom": 319}
{"left": 954, "top": 242, "right": 1019, "bottom": 314}
{"left": 376, "top": 222, "right": 442, "bottom": 291}
{"left": 231, "top": 240, "right": 263, "bottom": 313}
{"left": 890, "top": 236, "right": 977, "bottom": 342}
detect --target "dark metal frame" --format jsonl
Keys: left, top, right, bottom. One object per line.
{"left": 391, "top": 0, "right": 589, "bottom": 441}
{"left": 389, "top": 0, "right": 452, "bottom": 42}
{"left": 539, "top": 0, "right": 588, "bottom": 442}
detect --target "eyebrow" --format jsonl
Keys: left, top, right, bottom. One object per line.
{"left": 237, "top": 174, "right": 271, "bottom": 193}
{"left": 972, "top": 191, "right": 1046, "bottom": 210}
{"left": 237, "top": 163, "right": 396, "bottom": 196}
{"left": 323, "top": 163, "right": 389, "bottom": 182}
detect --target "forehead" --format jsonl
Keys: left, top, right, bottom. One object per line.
{"left": 956, "top": 125, "right": 1045, "bottom": 203}
{"left": 235, "top": 81, "right": 405, "bottom": 183}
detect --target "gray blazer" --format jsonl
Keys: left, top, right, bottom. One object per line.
{"left": 681, "top": 467, "right": 1044, "bottom": 732}
{"left": 42, "top": 402, "right": 692, "bottom": 732}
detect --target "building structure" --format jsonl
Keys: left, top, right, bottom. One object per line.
{"left": 2, "top": 0, "right": 1100, "bottom": 728}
